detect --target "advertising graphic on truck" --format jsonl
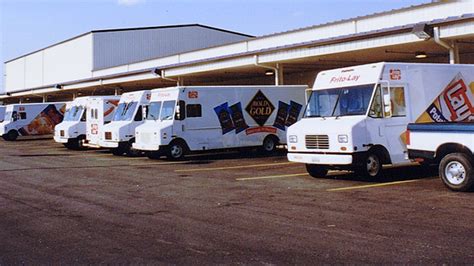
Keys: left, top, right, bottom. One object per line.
{"left": 132, "top": 86, "right": 306, "bottom": 160}
{"left": 0, "top": 102, "right": 67, "bottom": 141}
{"left": 287, "top": 62, "right": 474, "bottom": 179}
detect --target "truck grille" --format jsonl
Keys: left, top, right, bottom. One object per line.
{"left": 305, "top": 135, "right": 329, "bottom": 149}
{"left": 105, "top": 132, "right": 112, "bottom": 140}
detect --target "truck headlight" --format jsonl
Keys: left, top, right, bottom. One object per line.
{"left": 338, "top": 134, "right": 348, "bottom": 143}
{"left": 289, "top": 135, "right": 298, "bottom": 143}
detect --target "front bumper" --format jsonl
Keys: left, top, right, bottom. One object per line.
{"left": 132, "top": 142, "right": 161, "bottom": 151}
{"left": 288, "top": 152, "right": 354, "bottom": 165}
{"left": 98, "top": 140, "right": 119, "bottom": 148}
{"left": 53, "top": 135, "right": 70, "bottom": 143}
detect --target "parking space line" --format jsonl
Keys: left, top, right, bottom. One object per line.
{"left": 327, "top": 179, "right": 421, "bottom": 192}
{"left": 175, "top": 162, "right": 295, "bottom": 172}
{"left": 236, "top": 173, "right": 308, "bottom": 181}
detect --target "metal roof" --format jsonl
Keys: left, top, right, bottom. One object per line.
{"left": 4, "top": 13, "right": 472, "bottom": 96}
{"left": 5, "top": 24, "right": 254, "bottom": 63}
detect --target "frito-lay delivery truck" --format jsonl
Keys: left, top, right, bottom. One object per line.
{"left": 132, "top": 86, "right": 306, "bottom": 160}
{"left": 0, "top": 102, "right": 67, "bottom": 141}
{"left": 99, "top": 90, "right": 150, "bottom": 156}
{"left": 287, "top": 62, "right": 474, "bottom": 178}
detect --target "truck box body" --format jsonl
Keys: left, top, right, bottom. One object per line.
{"left": 286, "top": 62, "right": 474, "bottom": 177}
{"left": 132, "top": 85, "right": 306, "bottom": 158}
{"left": 54, "top": 97, "right": 89, "bottom": 146}
{"left": 99, "top": 90, "right": 151, "bottom": 152}
{"left": 0, "top": 102, "right": 67, "bottom": 141}
{"left": 85, "top": 96, "right": 120, "bottom": 148}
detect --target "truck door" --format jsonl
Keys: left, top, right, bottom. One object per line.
{"left": 365, "top": 85, "right": 390, "bottom": 152}
{"left": 382, "top": 85, "right": 410, "bottom": 164}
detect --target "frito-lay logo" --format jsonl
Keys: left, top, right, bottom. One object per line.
{"left": 245, "top": 90, "right": 274, "bottom": 126}
{"left": 390, "top": 69, "right": 401, "bottom": 80}
{"left": 188, "top": 91, "right": 198, "bottom": 99}
{"left": 443, "top": 79, "right": 474, "bottom": 121}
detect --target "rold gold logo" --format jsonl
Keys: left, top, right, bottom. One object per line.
{"left": 245, "top": 90, "right": 275, "bottom": 126}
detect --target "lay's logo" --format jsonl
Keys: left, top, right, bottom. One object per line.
{"left": 442, "top": 79, "right": 474, "bottom": 121}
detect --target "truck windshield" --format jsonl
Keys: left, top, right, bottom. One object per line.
{"left": 64, "top": 106, "right": 84, "bottom": 121}
{"left": 1, "top": 111, "right": 10, "bottom": 123}
{"left": 113, "top": 102, "right": 138, "bottom": 121}
{"left": 304, "top": 84, "right": 374, "bottom": 118}
{"left": 146, "top": 101, "right": 162, "bottom": 121}
{"left": 160, "top": 101, "right": 176, "bottom": 120}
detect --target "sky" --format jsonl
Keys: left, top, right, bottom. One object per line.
{"left": 0, "top": 0, "right": 429, "bottom": 93}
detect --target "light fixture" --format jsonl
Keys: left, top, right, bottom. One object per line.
{"left": 151, "top": 68, "right": 161, "bottom": 76}
{"left": 265, "top": 70, "right": 274, "bottom": 76}
{"left": 412, "top": 23, "right": 434, "bottom": 40}
{"left": 54, "top": 84, "right": 63, "bottom": 89}
{"left": 415, "top": 51, "right": 428, "bottom": 59}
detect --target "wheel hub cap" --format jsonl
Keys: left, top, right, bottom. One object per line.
{"left": 445, "top": 161, "right": 465, "bottom": 185}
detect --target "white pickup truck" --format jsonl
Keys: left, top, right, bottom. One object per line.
{"left": 407, "top": 123, "right": 474, "bottom": 192}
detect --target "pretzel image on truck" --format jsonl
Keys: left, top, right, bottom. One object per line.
{"left": 286, "top": 62, "right": 474, "bottom": 179}
{"left": 0, "top": 102, "right": 67, "bottom": 141}
{"left": 132, "top": 85, "right": 306, "bottom": 160}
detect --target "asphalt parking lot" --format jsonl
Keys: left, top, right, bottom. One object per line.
{"left": 0, "top": 138, "right": 473, "bottom": 264}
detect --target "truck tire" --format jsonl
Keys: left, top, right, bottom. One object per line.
{"left": 260, "top": 135, "right": 278, "bottom": 154}
{"left": 167, "top": 140, "right": 186, "bottom": 160}
{"left": 356, "top": 152, "right": 383, "bottom": 179}
{"left": 111, "top": 147, "right": 124, "bottom": 156}
{"left": 3, "top": 130, "right": 18, "bottom": 141}
{"left": 439, "top": 153, "right": 474, "bottom": 192}
{"left": 306, "top": 164, "right": 328, "bottom": 178}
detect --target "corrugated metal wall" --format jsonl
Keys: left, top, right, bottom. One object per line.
{"left": 92, "top": 26, "right": 250, "bottom": 70}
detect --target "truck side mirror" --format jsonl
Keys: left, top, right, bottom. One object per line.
{"left": 175, "top": 100, "right": 186, "bottom": 120}
{"left": 383, "top": 94, "right": 392, "bottom": 118}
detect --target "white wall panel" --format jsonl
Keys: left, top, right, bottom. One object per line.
{"left": 24, "top": 52, "right": 44, "bottom": 88}
{"left": 43, "top": 34, "right": 93, "bottom": 85}
{"left": 5, "top": 58, "right": 25, "bottom": 91}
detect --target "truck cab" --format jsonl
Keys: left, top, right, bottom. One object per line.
{"left": 99, "top": 90, "right": 150, "bottom": 156}
{"left": 54, "top": 97, "right": 88, "bottom": 149}
{"left": 287, "top": 63, "right": 410, "bottom": 178}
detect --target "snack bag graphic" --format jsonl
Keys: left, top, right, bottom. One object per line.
{"left": 21, "top": 104, "right": 65, "bottom": 136}
{"left": 417, "top": 73, "right": 474, "bottom": 123}
{"left": 400, "top": 73, "right": 474, "bottom": 144}
{"left": 214, "top": 103, "right": 234, "bottom": 135}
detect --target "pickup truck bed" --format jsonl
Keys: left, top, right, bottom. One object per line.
{"left": 407, "top": 123, "right": 474, "bottom": 192}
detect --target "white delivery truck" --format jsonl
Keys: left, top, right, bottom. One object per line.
{"left": 0, "top": 106, "right": 5, "bottom": 122}
{"left": 287, "top": 62, "right": 474, "bottom": 178}
{"left": 99, "top": 90, "right": 150, "bottom": 156}
{"left": 133, "top": 86, "right": 307, "bottom": 160}
{"left": 85, "top": 96, "right": 120, "bottom": 148}
{"left": 54, "top": 97, "right": 89, "bottom": 149}
{"left": 0, "top": 102, "right": 67, "bottom": 141}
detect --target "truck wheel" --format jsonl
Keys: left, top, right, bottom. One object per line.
{"left": 260, "top": 135, "right": 278, "bottom": 154}
{"left": 357, "top": 152, "right": 383, "bottom": 178}
{"left": 439, "top": 153, "right": 474, "bottom": 192}
{"left": 167, "top": 141, "right": 186, "bottom": 160}
{"left": 3, "top": 130, "right": 18, "bottom": 141}
{"left": 306, "top": 164, "right": 328, "bottom": 178}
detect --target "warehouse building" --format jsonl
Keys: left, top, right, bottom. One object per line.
{"left": 1, "top": 1, "right": 474, "bottom": 103}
